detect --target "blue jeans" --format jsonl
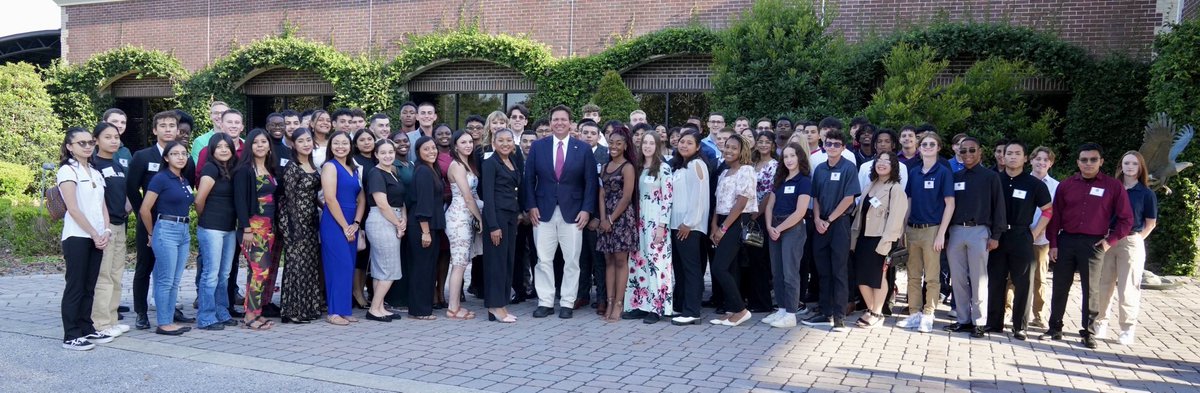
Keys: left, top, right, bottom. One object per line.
{"left": 152, "top": 220, "right": 190, "bottom": 327}
{"left": 196, "top": 227, "right": 234, "bottom": 327}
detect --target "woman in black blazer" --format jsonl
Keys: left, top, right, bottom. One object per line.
{"left": 481, "top": 129, "right": 522, "bottom": 323}
{"left": 407, "top": 136, "right": 446, "bottom": 320}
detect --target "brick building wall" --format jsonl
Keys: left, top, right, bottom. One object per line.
{"left": 62, "top": 0, "right": 1164, "bottom": 71}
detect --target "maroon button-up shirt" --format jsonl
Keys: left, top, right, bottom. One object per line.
{"left": 1046, "top": 172, "right": 1133, "bottom": 248}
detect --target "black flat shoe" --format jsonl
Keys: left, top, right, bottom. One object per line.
{"left": 155, "top": 327, "right": 185, "bottom": 336}
{"left": 281, "top": 317, "right": 311, "bottom": 324}
{"left": 228, "top": 308, "right": 245, "bottom": 318}
{"left": 365, "top": 312, "right": 393, "bottom": 322}
{"left": 135, "top": 314, "right": 150, "bottom": 330}
{"left": 221, "top": 319, "right": 240, "bottom": 327}
{"left": 532, "top": 306, "right": 554, "bottom": 318}
{"left": 1040, "top": 330, "right": 1064, "bottom": 341}
{"left": 558, "top": 308, "right": 573, "bottom": 319}
{"left": 173, "top": 309, "right": 195, "bottom": 324}
{"left": 118, "top": 305, "right": 130, "bottom": 312}
{"left": 943, "top": 323, "right": 974, "bottom": 333}
{"left": 971, "top": 327, "right": 986, "bottom": 338}
{"left": 621, "top": 310, "right": 648, "bottom": 320}
{"left": 197, "top": 324, "right": 225, "bottom": 331}
{"left": 1083, "top": 335, "right": 1098, "bottom": 349}
{"left": 642, "top": 313, "right": 661, "bottom": 324}
{"left": 509, "top": 294, "right": 526, "bottom": 304}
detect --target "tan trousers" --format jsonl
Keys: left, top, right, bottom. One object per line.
{"left": 1094, "top": 234, "right": 1145, "bottom": 332}
{"left": 1031, "top": 244, "right": 1050, "bottom": 323}
{"left": 92, "top": 222, "right": 126, "bottom": 330}
{"left": 905, "top": 226, "right": 940, "bottom": 315}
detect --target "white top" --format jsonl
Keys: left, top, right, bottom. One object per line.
{"left": 809, "top": 149, "right": 857, "bottom": 176}
{"left": 57, "top": 161, "right": 107, "bottom": 241}
{"left": 1032, "top": 174, "right": 1060, "bottom": 245}
{"left": 313, "top": 145, "right": 328, "bottom": 168}
{"left": 670, "top": 159, "right": 710, "bottom": 233}
{"left": 856, "top": 159, "right": 909, "bottom": 205}
{"left": 715, "top": 165, "right": 758, "bottom": 215}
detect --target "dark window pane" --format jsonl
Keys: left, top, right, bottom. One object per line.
{"left": 634, "top": 93, "right": 667, "bottom": 126}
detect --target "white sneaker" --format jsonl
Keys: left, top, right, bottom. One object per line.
{"left": 761, "top": 309, "right": 785, "bottom": 325}
{"left": 1118, "top": 327, "right": 1136, "bottom": 345}
{"left": 99, "top": 326, "right": 123, "bottom": 338}
{"left": 1094, "top": 324, "right": 1109, "bottom": 339}
{"left": 62, "top": 338, "right": 94, "bottom": 351}
{"left": 897, "top": 314, "right": 920, "bottom": 329}
{"left": 770, "top": 313, "right": 797, "bottom": 328}
{"left": 918, "top": 312, "right": 934, "bottom": 333}
{"left": 115, "top": 324, "right": 131, "bottom": 333}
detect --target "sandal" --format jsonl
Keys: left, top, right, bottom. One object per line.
{"left": 345, "top": 316, "right": 359, "bottom": 323}
{"left": 411, "top": 315, "right": 437, "bottom": 321}
{"left": 243, "top": 316, "right": 274, "bottom": 330}
{"left": 457, "top": 308, "right": 476, "bottom": 320}
{"left": 855, "top": 315, "right": 872, "bottom": 328}
{"left": 325, "top": 315, "right": 350, "bottom": 326}
{"left": 446, "top": 309, "right": 465, "bottom": 320}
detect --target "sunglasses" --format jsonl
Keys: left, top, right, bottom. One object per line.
{"left": 824, "top": 142, "right": 844, "bottom": 149}
{"left": 1078, "top": 157, "right": 1101, "bottom": 164}
{"left": 72, "top": 140, "right": 97, "bottom": 148}
{"left": 920, "top": 142, "right": 938, "bottom": 148}
{"left": 959, "top": 148, "right": 979, "bottom": 154}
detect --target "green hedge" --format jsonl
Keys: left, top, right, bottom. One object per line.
{"left": 43, "top": 46, "right": 187, "bottom": 130}
{"left": 0, "top": 199, "right": 62, "bottom": 256}
{"left": 1064, "top": 54, "right": 1151, "bottom": 173}
{"left": 0, "top": 63, "right": 61, "bottom": 173}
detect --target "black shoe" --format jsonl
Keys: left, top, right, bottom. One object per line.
{"left": 986, "top": 326, "right": 1004, "bottom": 333}
{"left": 1013, "top": 330, "right": 1027, "bottom": 341}
{"left": 135, "top": 314, "right": 150, "bottom": 330}
{"left": 1083, "top": 335, "right": 1098, "bottom": 349}
{"left": 118, "top": 313, "right": 124, "bottom": 321}
{"left": 800, "top": 314, "right": 832, "bottom": 326}
{"left": 714, "top": 307, "right": 728, "bottom": 315}
{"left": 281, "top": 317, "right": 311, "bottom": 324}
{"left": 173, "top": 309, "right": 195, "bottom": 324}
{"left": 832, "top": 316, "right": 848, "bottom": 332}
{"left": 1040, "top": 330, "right": 1064, "bottom": 341}
{"left": 971, "top": 326, "right": 986, "bottom": 338}
{"left": 944, "top": 323, "right": 975, "bottom": 333}
{"left": 193, "top": 299, "right": 199, "bottom": 310}
{"left": 622, "top": 310, "right": 649, "bottom": 320}
{"left": 221, "top": 319, "right": 240, "bottom": 327}
{"left": 643, "top": 313, "right": 661, "bottom": 324}
{"left": 748, "top": 306, "right": 774, "bottom": 313}
{"left": 509, "top": 294, "right": 526, "bottom": 304}
{"left": 262, "top": 303, "right": 281, "bottom": 318}
{"left": 197, "top": 323, "right": 225, "bottom": 331}
{"left": 532, "top": 306, "right": 554, "bottom": 318}
{"left": 155, "top": 327, "right": 185, "bottom": 336}
{"left": 118, "top": 305, "right": 130, "bottom": 313}
{"left": 558, "top": 308, "right": 573, "bottom": 319}
{"left": 228, "top": 308, "right": 245, "bottom": 318}
{"left": 365, "top": 312, "right": 393, "bottom": 322}
{"left": 433, "top": 302, "right": 448, "bottom": 310}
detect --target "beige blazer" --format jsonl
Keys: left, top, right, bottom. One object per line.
{"left": 850, "top": 181, "right": 909, "bottom": 255}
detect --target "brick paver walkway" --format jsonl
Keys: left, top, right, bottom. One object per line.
{"left": 1, "top": 270, "right": 1198, "bottom": 392}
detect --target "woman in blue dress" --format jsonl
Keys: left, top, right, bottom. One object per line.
{"left": 320, "top": 130, "right": 365, "bottom": 326}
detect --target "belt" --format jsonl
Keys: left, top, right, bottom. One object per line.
{"left": 954, "top": 220, "right": 978, "bottom": 227}
{"left": 908, "top": 223, "right": 937, "bottom": 229}
{"left": 157, "top": 214, "right": 190, "bottom": 223}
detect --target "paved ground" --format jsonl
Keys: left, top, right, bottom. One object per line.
{"left": 1, "top": 270, "right": 1199, "bottom": 392}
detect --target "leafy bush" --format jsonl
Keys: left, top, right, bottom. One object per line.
{"left": 1146, "top": 18, "right": 1200, "bottom": 276}
{"left": 0, "top": 162, "right": 35, "bottom": 197}
{"left": 861, "top": 43, "right": 969, "bottom": 134}
{"left": 0, "top": 198, "right": 62, "bottom": 256}
{"left": 0, "top": 63, "right": 62, "bottom": 172}
{"left": 1064, "top": 55, "right": 1150, "bottom": 172}
{"left": 711, "top": 0, "right": 853, "bottom": 119}
{"left": 42, "top": 46, "right": 187, "bottom": 130}
{"left": 590, "top": 71, "right": 638, "bottom": 122}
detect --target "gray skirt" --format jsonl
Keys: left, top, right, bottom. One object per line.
{"left": 364, "top": 206, "right": 404, "bottom": 281}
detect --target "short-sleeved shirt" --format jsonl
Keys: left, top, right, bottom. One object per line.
{"left": 715, "top": 165, "right": 758, "bottom": 215}
{"left": 998, "top": 171, "right": 1052, "bottom": 228}
{"left": 811, "top": 157, "right": 861, "bottom": 220}
{"left": 198, "top": 162, "right": 236, "bottom": 231}
{"left": 1031, "top": 174, "right": 1060, "bottom": 245}
{"left": 92, "top": 155, "right": 128, "bottom": 225}
{"left": 772, "top": 174, "right": 812, "bottom": 217}
{"left": 57, "top": 162, "right": 107, "bottom": 240}
{"left": 366, "top": 165, "right": 406, "bottom": 208}
{"left": 147, "top": 170, "right": 194, "bottom": 218}
{"left": 1126, "top": 183, "right": 1158, "bottom": 233}
{"left": 905, "top": 162, "right": 956, "bottom": 225}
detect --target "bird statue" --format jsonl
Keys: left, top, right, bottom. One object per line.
{"left": 1139, "top": 112, "right": 1194, "bottom": 194}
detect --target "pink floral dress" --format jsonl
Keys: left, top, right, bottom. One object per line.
{"left": 624, "top": 164, "right": 674, "bottom": 314}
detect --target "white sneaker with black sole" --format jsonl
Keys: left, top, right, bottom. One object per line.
{"left": 98, "top": 326, "right": 123, "bottom": 338}
{"left": 62, "top": 338, "right": 94, "bottom": 351}
{"left": 85, "top": 332, "right": 114, "bottom": 344}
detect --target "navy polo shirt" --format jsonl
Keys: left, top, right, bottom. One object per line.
{"left": 811, "top": 157, "right": 860, "bottom": 220}
{"left": 147, "top": 170, "right": 194, "bottom": 217}
{"left": 1125, "top": 183, "right": 1158, "bottom": 233}
{"left": 772, "top": 174, "right": 812, "bottom": 217}
{"left": 906, "top": 162, "right": 955, "bottom": 225}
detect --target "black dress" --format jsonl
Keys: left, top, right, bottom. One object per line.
{"left": 280, "top": 162, "right": 324, "bottom": 320}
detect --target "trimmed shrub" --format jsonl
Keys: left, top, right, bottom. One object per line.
{"left": 590, "top": 71, "right": 639, "bottom": 123}
{"left": 0, "top": 63, "right": 62, "bottom": 173}
{"left": 0, "top": 198, "right": 62, "bottom": 256}
{"left": 0, "top": 162, "right": 35, "bottom": 197}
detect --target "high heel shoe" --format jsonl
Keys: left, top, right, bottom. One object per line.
{"left": 488, "top": 311, "right": 517, "bottom": 323}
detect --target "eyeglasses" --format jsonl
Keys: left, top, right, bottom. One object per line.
{"left": 920, "top": 142, "right": 938, "bottom": 148}
{"left": 167, "top": 152, "right": 189, "bottom": 158}
{"left": 466, "top": 125, "right": 484, "bottom": 130}
{"left": 824, "top": 142, "right": 844, "bottom": 149}
{"left": 72, "top": 140, "right": 97, "bottom": 148}
{"left": 510, "top": 114, "right": 526, "bottom": 120}
{"left": 959, "top": 148, "right": 979, "bottom": 154}
{"left": 1078, "top": 157, "right": 1101, "bottom": 164}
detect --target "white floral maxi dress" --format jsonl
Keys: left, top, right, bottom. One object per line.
{"left": 624, "top": 164, "right": 674, "bottom": 314}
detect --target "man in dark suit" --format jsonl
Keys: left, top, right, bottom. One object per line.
{"left": 126, "top": 110, "right": 196, "bottom": 329}
{"left": 522, "top": 105, "right": 599, "bottom": 319}
{"left": 576, "top": 120, "right": 609, "bottom": 313}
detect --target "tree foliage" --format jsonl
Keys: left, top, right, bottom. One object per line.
{"left": 0, "top": 63, "right": 62, "bottom": 173}
{"left": 589, "top": 71, "right": 639, "bottom": 123}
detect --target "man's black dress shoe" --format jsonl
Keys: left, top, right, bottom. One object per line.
{"left": 174, "top": 309, "right": 195, "bottom": 323}
{"left": 558, "top": 308, "right": 573, "bottom": 319}
{"left": 1040, "top": 330, "right": 1064, "bottom": 341}
{"left": 228, "top": 308, "right": 245, "bottom": 318}
{"left": 971, "top": 326, "right": 987, "bottom": 338}
{"left": 643, "top": 313, "right": 660, "bottom": 324}
{"left": 1013, "top": 330, "right": 1027, "bottom": 341}
{"left": 155, "top": 327, "right": 185, "bottom": 336}
{"left": 1083, "top": 335, "right": 1098, "bottom": 349}
{"left": 532, "top": 306, "right": 554, "bottom": 318}
{"left": 943, "top": 323, "right": 974, "bottom": 332}
{"left": 135, "top": 314, "right": 150, "bottom": 330}
{"left": 622, "top": 310, "right": 648, "bottom": 320}
{"left": 509, "top": 294, "right": 526, "bottom": 304}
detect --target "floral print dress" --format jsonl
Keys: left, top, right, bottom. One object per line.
{"left": 596, "top": 161, "right": 639, "bottom": 253}
{"left": 625, "top": 164, "right": 674, "bottom": 314}
{"left": 280, "top": 163, "right": 323, "bottom": 321}
{"left": 445, "top": 171, "right": 482, "bottom": 267}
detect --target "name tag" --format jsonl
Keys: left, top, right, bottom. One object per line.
{"left": 1013, "top": 189, "right": 1027, "bottom": 199}
{"left": 784, "top": 186, "right": 796, "bottom": 194}
{"left": 954, "top": 182, "right": 965, "bottom": 191}
{"left": 596, "top": 164, "right": 602, "bottom": 174}
{"left": 642, "top": 175, "right": 655, "bottom": 184}
{"left": 924, "top": 180, "right": 934, "bottom": 189}
{"left": 869, "top": 197, "right": 882, "bottom": 208}
{"left": 101, "top": 167, "right": 116, "bottom": 177}
{"left": 830, "top": 172, "right": 841, "bottom": 181}
{"left": 279, "top": 158, "right": 290, "bottom": 167}
{"left": 148, "top": 163, "right": 160, "bottom": 172}
{"left": 118, "top": 158, "right": 129, "bottom": 168}
{"left": 1090, "top": 187, "right": 1105, "bottom": 197}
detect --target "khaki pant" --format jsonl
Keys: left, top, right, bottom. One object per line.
{"left": 1031, "top": 243, "right": 1050, "bottom": 323}
{"left": 91, "top": 222, "right": 126, "bottom": 330}
{"left": 1094, "top": 234, "right": 1145, "bottom": 332}
{"left": 905, "top": 226, "right": 940, "bottom": 315}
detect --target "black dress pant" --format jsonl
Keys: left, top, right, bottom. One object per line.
{"left": 740, "top": 215, "right": 773, "bottom": 310}
{"left": 407, "top": 226, "right": 442, "bottom": 317}
{"left": 484, "top": 211, "right": 518, "bottom": 308}
{"left": 813, "top": 216, "right": 851, "bottom": 318}
{"left": 987, "top": 229, "right": 1034, "bottom": 331}
{"left": 1049, "top": 233, "right": 1106, "bottom": 336}
{"left": 132, "top": 215, "right": 155, "bottom": 315}
{"left": 711, "top": 214, "right": 749, "bottom": 313}
{"left": 512, "top": 223, "right": 534, "bottom": 296}
{"left": 672, "top": 229, "right": 704, "bottom": 318}
{"left": 62, "top": 237, "right": 102, "bottom": 341}
{"left": 801, "top": 217, "right": 819, "bottom": 303}
{"left": 577, "top": 227, "right": 605, "bottom": 303}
